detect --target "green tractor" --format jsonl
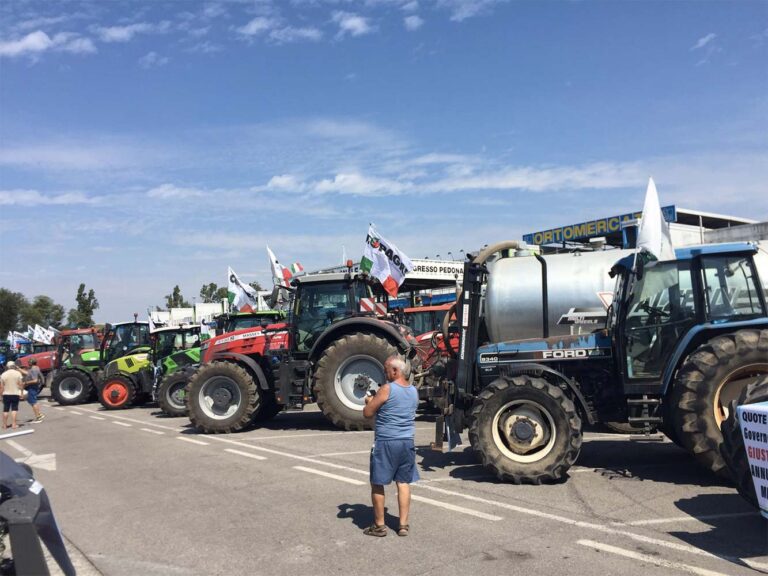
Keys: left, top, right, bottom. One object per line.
{"left": 152, "top": 325, "right": 205, "bottom": 417}
{"left": 50, "top": 322, "right": 150, "bottom": 405}
{"left": 99, "top": 324, "right": 202, "bottom": 411}
{"left": 156, "top": 310, "right": 287, "bottom": 417}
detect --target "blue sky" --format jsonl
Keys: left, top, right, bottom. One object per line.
{"left": 1, "top": 0, "right": 766, "bottom": 322}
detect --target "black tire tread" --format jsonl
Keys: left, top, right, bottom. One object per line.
{"left": 98, "top": 374, "right": 137, "bottom": 410}
{"left": 50, "top": 369, "right": 93, "bottom": 405}
{"left": 187, "top": 361, "right": 260, "bottom": 434}
{"left": 468, "top": 376, "right": 582, "bottom": 484}
{"left": 671, "top": 329, "right": 768, "bottom": 476}
{"left": 314, "top": 333, "right": 400, "bottom": 431}
{"left": 157, "top": 370, "right": 192, "bottom": 417}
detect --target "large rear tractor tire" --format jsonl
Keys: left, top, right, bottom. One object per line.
{"left": 469, "top": 376, "right": 582, "bottom": 484}
{"left": 51, "top": 369, "right": 93, "bottom": 406}
{"left": 721, "top": 375, "right": 768, "bottom": 509}
{"left": 99, "top": 375, "right": 137, "bottom": 410}
{"left": 187, "top": 361, "right": 261, "bottom": 433}
{"left": 314, "top": 333, "right": 400, "bottom": 431}
{"left": 157, "top": 371, "right": 192, "bottom": 417}
{"left": 670, "top": 329, "right": 768, "bottom": 476}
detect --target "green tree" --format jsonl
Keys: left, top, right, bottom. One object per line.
{"left": 0, "top": 289, "right": 28, "bottom": 335}
{"left": 248, "top": 281, "right": 263, "bottom": 292}
{"left": 21, "top": 295, "right": 66, "bottom": 328}
{"left": 165, "top": 285, "right": 190, "bottom": 309}
{"left": 199, "top": 283, "right": 228, "bottom": 303}
{"left": 67, "top": 283, "right": 100, "bottom": 327}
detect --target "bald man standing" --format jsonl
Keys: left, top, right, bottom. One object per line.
{"left": 363, "top": 355, "right": 419, "bottom": 537}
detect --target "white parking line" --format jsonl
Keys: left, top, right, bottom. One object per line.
{"left": 411, "top": 495, "right": 502, "bottom": 521}
{"left": 577, "top": 540, "right": 729, "bottom": 576}
{"left": 311, "top": 450, "right": 371, "bottom": 457}
{"left": 413, "top": 483, "right": 764, "bottom": 568}
{"left": 69, "top": 410, "right": 83, "bottom": 415}
{"left": 613, "top": 512, "right": 759, "bottom": 526}
{"left": 113, "top": 421, "right": 131, "bottom": 427}
{"left": 178, "top": 437, "right": 209, "bottom": 446}
{"left": 140, "top": 428, "right": 164, "bottom": 435}
{"left": 294, "top": 466, "right": 366, "bottom": 485}
{"left": 225, "top": 448, "right": 267, "bottom": 461}
{"left": 74, "top": 407, "right": 179, "bottom": 431}
{"left": 89, "top": 416, "right": 105, "bottom": 421}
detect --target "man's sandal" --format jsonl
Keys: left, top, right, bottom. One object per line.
{"left": 397, "top": 525, "right": 409, "bottom": 537}
{"left": 363, "top": 524, "right": 387, "bottom": 537}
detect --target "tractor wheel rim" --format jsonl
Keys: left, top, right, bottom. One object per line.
{"left": 102, "top": 381, "right": 129, "bottom": 407}
{"left": 334, "top": 354, "right": 385, "bottom": 411}
{"left": 59, "top": 376, "right": 84, "bottom": 400}
{"left": 491, "top": 399, "right": 557, "bottom": 464}
{"left": 714, "top": 363, "right": 768, "bottom": 428}
{"left": 198, "top": 376, "right": 240, "bottom": 420}
{"left": 168, "top": 382, "right": 186, "bottom": 410}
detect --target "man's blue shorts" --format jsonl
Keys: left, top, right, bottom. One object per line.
{"left": 26, "top": 385, "right": 40, "bottom": 405}
{"left": 370, "top": 439, "right": 419, "bottom": 485}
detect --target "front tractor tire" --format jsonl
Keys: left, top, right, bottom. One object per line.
{"left": 721, "top": 375, "right": 768, "bottom": 509}
{"left": 99, "top": 375, "right": 137, "bottom": 410}
{"left": 670, "top": 329, "right": 768, "bottom": 476}
{"left": 51, "top": 369, "right": 93, "bottom": 405}
{"left": 157, "top": 371, "right": 192, "bottom": 417}
{"left": 314, "top": 333, "right": 400, "bottom": 431}
{"left": 469, "top": 376, "right": 582, "bottom": 484}
{"left": 187, "top": 361, "right": 261, "bottom": 433}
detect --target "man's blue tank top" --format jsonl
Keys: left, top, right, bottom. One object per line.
{"left": 375, "top": 381, "right": 419, "bottom": 441}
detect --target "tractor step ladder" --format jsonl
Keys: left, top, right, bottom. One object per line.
{"left": 281, "top": 359, "right": 309, "bottom": 411}
{"left": 626, "top": 396, "right": 665, "bottom": 442}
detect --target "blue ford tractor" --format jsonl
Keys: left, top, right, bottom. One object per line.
{"left": 428, "top": 240, "right": 768, "bottom": 483}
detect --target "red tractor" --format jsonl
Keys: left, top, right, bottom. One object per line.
{"left": 186, "top": 271, "right": 417, "bottom": 433}
{"left": 17, "top": 328, "right": 101, "bottom": 387}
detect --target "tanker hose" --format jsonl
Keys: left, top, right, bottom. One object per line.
{"left": 442, "top": 240, "right": 524, "bottom": 357}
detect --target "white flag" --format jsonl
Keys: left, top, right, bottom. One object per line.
{"left": 228, "top": 266, "right": 259, "bottom": 313}
{"left": 360, "top": 224, "right": 413, "bottom": 297}
{"left": 267, "top": 245, "right": 292, "bottom": 288}
{"left": 637, "top": 177, "right": 675, "bottom": 262}
{"left": 33, "top": 324, "right": 50, "bottom": 344}
{"left": 7, "top": 332, "right": 15, "bottom": 348}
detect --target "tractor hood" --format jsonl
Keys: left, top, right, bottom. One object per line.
{"left": 200, "top": 322, "right": 289, "bottom": 363}
{"left": 478, "top": 331, "right": 613, "bottom": 365}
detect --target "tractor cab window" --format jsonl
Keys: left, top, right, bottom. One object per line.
{"left": 294, "top": 282, "right": 355, "bottom": 351}
{"left": 105, "top": 324, "right": 149, "bottom": 361}
{"left": 701, "top": 255, "right": 765, "bottom": 320}
{"left": 154, "top": 332, "right": 177, "bottom": 360}
{"left": 624, "top": 260, "right": 697, "bottom": 379}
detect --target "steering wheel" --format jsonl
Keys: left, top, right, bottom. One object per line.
{"left": 639, "top": 300, "right": 670, "bottom": 320}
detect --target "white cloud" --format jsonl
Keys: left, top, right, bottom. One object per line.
{"left": 96, "top": 21, "right": 170, "bottom": 43}
{"left": 269, "top": 26, "right": 323, "bottom": 44}
{"left": 266, "top": 174, "right": 307, "bottom": 192}
{"left": 139, "top": 51, "right": 170, "bottom": 68}
{"left": 401, "top": 1, "right": 420, "bottom": 12}
{"left": 332, "top": 12, "right": 374, "bottom": 38}
{"left": 691, "top": 32, "right": 717, "bottom": 50}
{"left": 404, "top": 15, "right": 424, "bottom": 31}
{"left": 16, "top": 15, "right": 70, "bottom": 31}
{"left": 146, "top": 184, "right": 205, "bottom": 199}
{"left": 237, "top": 17, "right": 277, "bottom": 37}
{"left": 0, "top": 30, "right": 52, "bottom": 57}
{"left": 313, "top": 172, "right": 413, "bottom": 196}
{"left": 0, "top": 143, "right": 123, "bottom": 170}
{"left": 437, "top": 0, "right": 503, "bottom": 22}
{"left": 0, "top": 189, "right": 100, "bottom": 206}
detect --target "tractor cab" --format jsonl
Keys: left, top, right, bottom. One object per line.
{"left": 101, "top": 322, "right": 151, "bottom": 364}
{"left": 55, "top": 329, "right": 101, "bottom": 369}
{"left": 151, "top": 326, "right": 202, "bottom": 362}
{"left": 610, "top": 243, "right": 767, "bottom": 409}
{"left": 15, "top": 339, "right": 33, "bottom": 358}
{"left": 290, "top": 273, "right": 384, "bottom": 353}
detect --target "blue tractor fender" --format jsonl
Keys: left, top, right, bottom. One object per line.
{"left": 500, "top": 362, "right": 596, "bottom": 425}
{"left": 660, "top": 318, "right": 768, "bottom": 396}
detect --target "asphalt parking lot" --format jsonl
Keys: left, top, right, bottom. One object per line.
{"left": 3, "top": 394, "right": 767, "bottom": 576}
